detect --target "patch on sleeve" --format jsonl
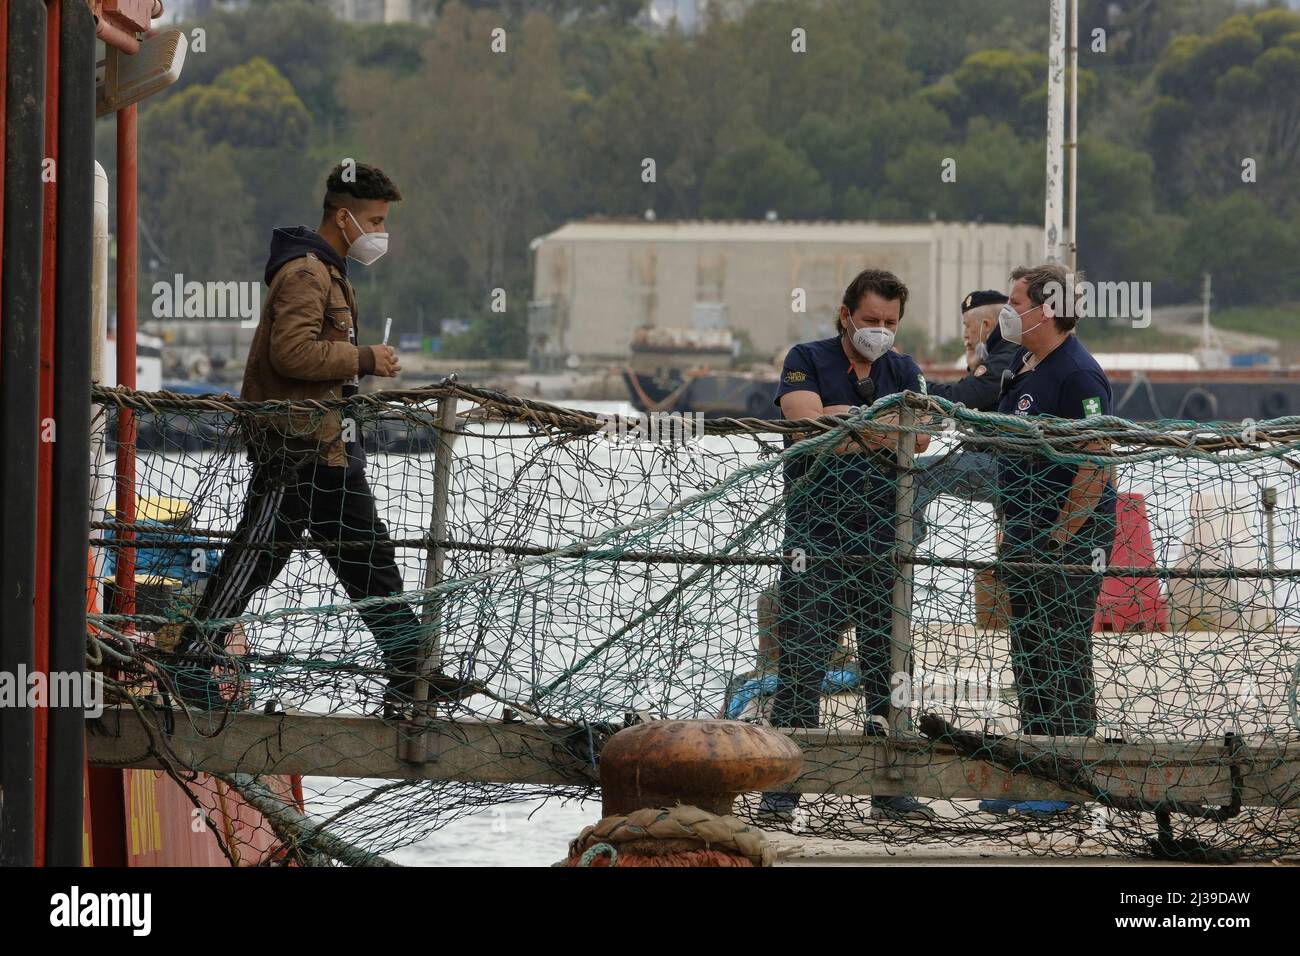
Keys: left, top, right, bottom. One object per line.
{"left": 974, "top": 364, "right": 987, "bottom": 377}
{"left": 782, "top": 369, "right": 807, "bottom": 384}
{"left": 1082, "top": 396, "right": 1102, "bottom": 417}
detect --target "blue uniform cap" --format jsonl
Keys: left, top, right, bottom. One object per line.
{"left": 962, "top": 290, "right": 1009, "bottom": 313}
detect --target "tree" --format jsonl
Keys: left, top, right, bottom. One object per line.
{"left": 931, "top": 49, "right": 1098, "bottom": 140}
{"left": 344, "top": 3, "right": 573, "bottom": 346}
{"left": 1175, "top": 194, "right": 1300, "bottom": 304}
{"left": 788, "top": 99, "right": 951, "bottom": 212}
{"left": 725, "top": 0, "right": 912, "bottom": 136}
{"left": 701, "top": 133, "right": 831, "bottom": 219}
{"left": 142, "top": 58, "right": 316, "bottom": 267}
{"left": 884, "top": 0, "right": 1048, "bottom": 82}
{"left": 1075, "top": 136, "right": 1180, "bottom": 311}
{"left": 881, "top": 119, "right": 1042, "bottom": 224}
{"left": 134, "top": 130, "right": 258, "bottom": 319}
{"left": 150, "top": 57, "right": 311, "bottom": 152}
{"left": 570, "top": 29, "right": 724, "bottom": 218}
{"left": 172, "top": 2, "right": 350, "bottom": 122}
{"left": 435, "top": 0, "right": 646, "bottom": 22}
{"left": 1079, "top": 0, "right": 1243, "bottom": 66}
{"left": 114, "top": 0, "right": 1299, "bottom": 358}
{"left": 1147, "top": 9, "right": 1300, "bottom": 214}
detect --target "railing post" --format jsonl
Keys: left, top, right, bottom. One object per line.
{"left": 888, "top": 399, "right": 918, "bottom": 747}
{"left": 423, "top": 395, "right": 459, "bottom": 668}
{"left": 1262, "top": 486, "right": 1277, "bottom": 569}
{"left": 405, "top": 395, "right": 457, "bottom": 762}
{"left": 1262, "top": 485, "right": 1277, "bottom": 620}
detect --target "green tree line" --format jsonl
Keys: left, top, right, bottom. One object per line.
{"left": 104, "top": 0, "right": 1300, "bottom": 358}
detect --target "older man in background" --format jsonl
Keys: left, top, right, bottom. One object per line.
{"left": 911, "top": 290, "right": 1017, "bottom": 544}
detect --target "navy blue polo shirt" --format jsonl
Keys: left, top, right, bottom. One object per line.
{"left": 997, "top": 334, "right": 1116, "bottom": 548}
{"left": 774, "top": 337, "right": 926, "bottom": 549}
{"left": 774, "top": 336, "right": 926, "bottom": 411}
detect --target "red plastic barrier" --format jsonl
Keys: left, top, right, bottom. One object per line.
{"left": 1095, "top": 492, "right": 1169, "bottom": 632}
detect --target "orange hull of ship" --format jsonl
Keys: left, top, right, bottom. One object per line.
{"left": 85, "top": 550, "right": 300, "bottom": 867}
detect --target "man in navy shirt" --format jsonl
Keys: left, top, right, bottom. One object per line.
{"left": 758, "top": 268, "right": 935, "bottom": 823}
{"left": 991, "top": 263, "right": 1117, "bottom": 814}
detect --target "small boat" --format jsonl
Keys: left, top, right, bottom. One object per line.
{"left": 621, "top": 325, "right": 780, "bottom": 419}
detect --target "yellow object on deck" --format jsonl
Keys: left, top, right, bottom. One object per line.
{"left": 106, "top": 495, "right": 191, "bottom": 524}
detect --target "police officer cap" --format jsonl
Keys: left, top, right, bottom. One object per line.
{"left": 961, "top": 290, "right": 1009, "bottom": 313}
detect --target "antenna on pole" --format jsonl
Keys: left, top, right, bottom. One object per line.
{"left": 1201, "top": 272, "right": 1214, "bottom": 351}
{"left": 1197, "top": 272, "right": 1226, "bottom": 368}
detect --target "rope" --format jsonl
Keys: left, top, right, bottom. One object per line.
{"left": 567, "top": 806, "right": 776, "bottom": 866}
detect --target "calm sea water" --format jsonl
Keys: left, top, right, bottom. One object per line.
{"left": 389, "top": 796, "right": 599, "bottom": 867}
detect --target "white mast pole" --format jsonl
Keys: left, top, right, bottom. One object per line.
{"left": 1045, "top": 0, "right": 1067, "bottom": 263}
{"left": 1066, "top": 0, "right": 1079, "bottom": 272}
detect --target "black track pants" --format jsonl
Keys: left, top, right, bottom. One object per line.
{"left": 186, "top": 459, "right": 421, "bottom": 663}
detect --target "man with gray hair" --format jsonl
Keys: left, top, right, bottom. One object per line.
{"left": 987, "top": 262, "right": 1117, "bottom": 817}
{"left": 912, "top": 290, "right": 1019, "bottom": 544}
{"left": 928, "top": 290, "right": 1016, "bottom": 411}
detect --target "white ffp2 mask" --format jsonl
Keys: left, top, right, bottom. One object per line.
{"left": 849, "top": 323, "right": 895, "bottom": 362}
{"left": 343, "top": 209, "right": 389, "bottom": 266}
{"left": 998, "top": 303, "right": 1046, "bottom": 345}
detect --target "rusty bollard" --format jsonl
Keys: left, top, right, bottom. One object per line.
{"left": 599, "top": 719, "right": 803, "bottom": 816}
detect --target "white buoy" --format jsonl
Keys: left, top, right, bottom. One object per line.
{"left": 1167, "top": 489, "right": 1275, "bottom": 631}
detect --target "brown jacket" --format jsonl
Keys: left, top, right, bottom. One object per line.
{"left": 241, "top": 250, "right": 377, "bottom": 468}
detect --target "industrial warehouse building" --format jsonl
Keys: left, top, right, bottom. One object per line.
{"left": 527, "top": 219, "right": 1042, "bottom": 371}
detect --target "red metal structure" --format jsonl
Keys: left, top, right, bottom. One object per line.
{"left": 1, "top": 0, "right": 300, "bottom": 867}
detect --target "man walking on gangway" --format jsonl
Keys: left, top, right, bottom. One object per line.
{"left": 166, "top": 162, "right": 426, "bottom": 717}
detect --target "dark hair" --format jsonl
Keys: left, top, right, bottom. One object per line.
{"left": 1010, "top": 263, "right": 1086, "bottom": 332}
{"left": 323, "top": 162, "right": 402, "bottom": 215}
{"left": 839, "top": 268, "right": 908, "bottom": 332}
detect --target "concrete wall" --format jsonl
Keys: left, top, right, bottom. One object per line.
{"left": 331, "top": 0, "right": 420, "bottom": 23}
{"left": 932, "top": 223, "right": 1042, "bottom": 347}
{"left": 531, "top": 221, "right": 1042, "bottom": 363}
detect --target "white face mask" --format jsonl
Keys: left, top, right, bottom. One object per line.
{"left": 845, "top": 314, "right": 895, "bottom": 362}
{"left": 998, "top": 303, "right": 1046, "bottom": 345}
{"left": 342, "top": 209, "right": 388, "bottom": 266}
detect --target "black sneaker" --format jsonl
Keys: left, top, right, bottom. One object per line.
{"left": 168, "top": 662, "right": 225, "bottom": 712}
{"left": 379, "top": 666, "right": 481, "bottom": 719}
{"left": 381, "top": 674, "right": 420, "bottom": 719}
{"left": 870, "top": 795, "right": 937, "bottom": 821}
{"left": 755, "top": 791, "right": 800, "bottom": 824}
{"left": 164, "top": 637, "right": 247, "bottom": 712}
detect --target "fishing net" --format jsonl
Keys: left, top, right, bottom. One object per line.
{"left": 85, "top": 381, "right": 1300, "bottom": 864}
